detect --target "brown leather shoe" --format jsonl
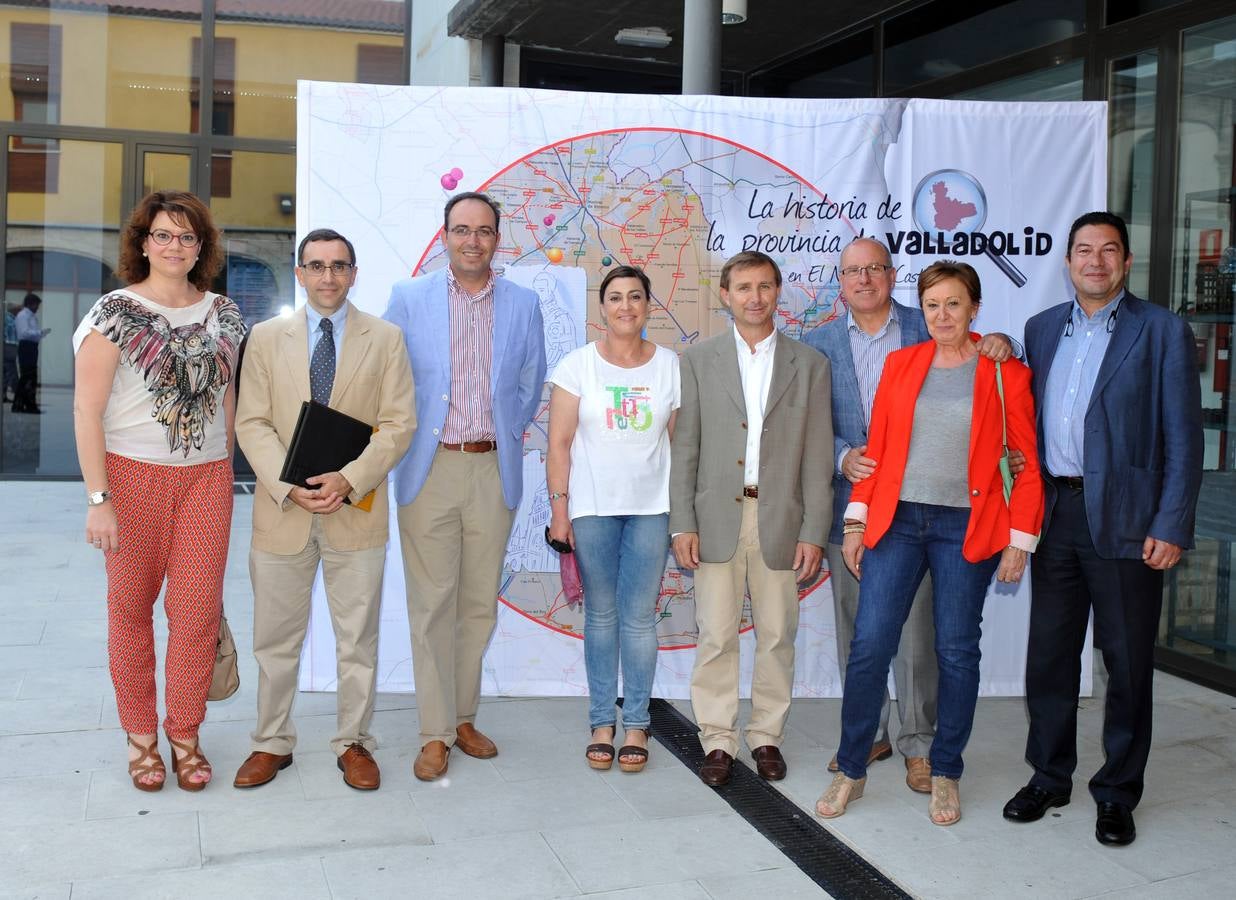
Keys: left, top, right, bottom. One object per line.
{"left": 751, "top": 745, "right": 787, "bottom": 781}
{"left": 233, "top": 751, "right": 293, "bottom": 788}
{"left": 699, "top": 749, "right": 734, "bottom": 786}
{"left": 905, "top": 756, "right": 931, "bottom": 793}
{"left": 413, "top": 740, "right": 450, "bottom": 781}
{"left": 455, "top": 722, "right": 498, "bottom": 759}
{"left": 827, "top": 738, "right": 892, "bottom": 773}
{"left": 337, "top": 743, "right": 380, "bottom": 790}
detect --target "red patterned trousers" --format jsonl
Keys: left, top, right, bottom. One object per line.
{"left": 104, "top": 453, "right": 233, "bottom": 739}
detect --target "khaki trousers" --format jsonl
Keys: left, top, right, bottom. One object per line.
{"left": 827, "top": 542, "right": 937, "bottom": 758}
{"left": 691, "top": 498, "right": 799, "bottom": 756}
{"left": 398, "top": 447, "right": 515, "bottom": 746}
{"left": 250, "top": 516, "right": 386, "bottom": 756}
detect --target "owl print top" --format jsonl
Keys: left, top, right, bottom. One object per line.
{"left": 72, "top": 289, "right": 245, "bottom": 465}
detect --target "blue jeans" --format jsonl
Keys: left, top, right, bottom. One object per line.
{"left": 571, "top": 513, "right": 669, "bottom": 731}
{"left": 837, "top": 502, "right": 999, "bottom": 780}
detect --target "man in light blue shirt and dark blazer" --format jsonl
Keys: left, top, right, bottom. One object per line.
{"left": 1003, "top": 211, "right": 1203, "bottom": 847}
{"left": 804, "top": 236, "right": 1018, "bottom": 794}
{"left": 385, "top": 192, "right": 546, "bottom": 783}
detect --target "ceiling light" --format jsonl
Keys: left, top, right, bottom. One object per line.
{"left": 614, "top": 26, "right": 672, "bottom": 49}
{"left": 722, "top": 0, "right": 747, "bottom": 25}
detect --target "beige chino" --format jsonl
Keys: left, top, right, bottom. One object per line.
{"left": 398, "top": 447, "right": 515, "bottom": 746}
{"left": 692, "top": 498, "right": 800, "bottom": 757}
{"left": 250, "top": 516, "right": 386, "bottom": 755}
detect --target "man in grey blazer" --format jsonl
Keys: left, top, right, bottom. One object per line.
{"left": 804, "top": 236, "right": 1019, "bottom": 793}
{"left": 671, "top": 250, "right": 833, "bottom": 786}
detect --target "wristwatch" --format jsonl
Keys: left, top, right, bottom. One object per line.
{"left": 87, "top": 490, "right": 111, "bottom": 506}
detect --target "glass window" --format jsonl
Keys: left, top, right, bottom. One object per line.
{"left": 884, "top": 0, "right": 1083, "bottom": 93}
{"left": 952, "top": 58, "right": 1083, "bottom": 101}
{"left": 0, "top": 2, "right": 203, "bottom": 132}
{"left": 749, "top": 31, "right": 873, "bottom": 99}
{"left": 3, "top": 138, "right": 123, "bottom": 475}
{"left": 210, "top": 150, "right": 296, "bottom": 328}
{"left": 1108, "top": 51, "right": 1158, "bottom": 297}
{"left": 1107, "top": 1, "right": 1191, "bottom": 26}
{"left": 1163, "top": 15, "right": 1236, "bottom": 677}
{"left": 215, "top": 0, "right": 406, "bottom": 140}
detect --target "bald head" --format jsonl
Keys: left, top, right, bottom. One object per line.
{"left": 839, "top": 237, "right": 896, "bottom": 317}
{"left": 840, "top": 237, "right": 892, "bottom": 269}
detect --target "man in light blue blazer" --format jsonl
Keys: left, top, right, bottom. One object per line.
{"left": 804, "top": 236, "right": 1019, "bottom": 792}
{"left": 1004, "top": 212, "right": 1202, "bottom": 847}
{"left": 384, "top": 192, "right": 546, "bottom": 782}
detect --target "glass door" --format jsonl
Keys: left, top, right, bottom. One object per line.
{"left": 2, "top": 135, "right": 124, "bottom": 474}
{"left": 1161, "top": 14, "right": 1236, "bottom": 685}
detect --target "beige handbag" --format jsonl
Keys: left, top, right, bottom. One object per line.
{"left": 208, "top": 613, "right": 240, "bottom": 701}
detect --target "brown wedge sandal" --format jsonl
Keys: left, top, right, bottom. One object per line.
{"left": 617, "top": 729, "right": 649, "bottom": 773}
{"left": 166, "top": 734, "right": 212, "bottom": 792}
{"left": 586, "top": 726, "right": 616, "bottom": 770}
{"left": 127, "top": 735, "right": 165, "bottom": 792}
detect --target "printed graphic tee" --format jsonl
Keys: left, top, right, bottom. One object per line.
{"left": 72, "top": 289, "right": 245, "bottom": 465}
{"left": 550, "top": 341, "right": 680, "bottom": 518}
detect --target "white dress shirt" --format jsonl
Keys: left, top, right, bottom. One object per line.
{"left": 15, "top": 307, "right": 45, "bottom": 343}
{"left": 733, "top": 325, "right": 776, "bottom": 486}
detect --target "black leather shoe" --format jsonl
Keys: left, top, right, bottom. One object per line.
{"left": 751, "top": 745, "right": 786, "bottom": 781}
{"left": 699, "top": 749, "right": 734, "bottom": 786}
{"left": 1096, "top": 801, "right": 1136, "bottom": 846}
{"left": 1002, "top": 784, "right": 1071, "bottom": 822}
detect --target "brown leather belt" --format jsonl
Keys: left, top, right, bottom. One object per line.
{"left": 742, "top": 485, "right": 759, "bottom": 499}
{"left": 1052, "top": 474, "right": 1084, "bottom": 491}
{"left": 440, "top": 440, "right": 497, "bottom": 453}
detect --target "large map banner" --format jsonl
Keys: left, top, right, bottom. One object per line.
{"left": 297, "top": 84, "right": 1105, "bottom": 698}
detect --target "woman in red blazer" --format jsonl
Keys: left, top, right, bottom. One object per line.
{"left": 816, "top": 260, "right": 1043, "bottom": 826}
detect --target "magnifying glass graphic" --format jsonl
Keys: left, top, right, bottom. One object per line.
{"left": 911, "top": 169, "right": 1026, "bottom": 288}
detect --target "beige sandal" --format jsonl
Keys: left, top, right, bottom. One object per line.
{"left": 929, "top": 776, "right": 961, "bottom": 826}
{"left": 815, "top": 772, "right": 866, "bottom": 819}
{"left": 126, "top": 735, "right": 165, "bottom": 792}
{"left": 166, "top": 734, "right": 212, "bottom": 792}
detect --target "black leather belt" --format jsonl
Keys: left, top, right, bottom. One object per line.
{"left": 742, "top": 485, "right": 759, "bottom": 499}
{"left": 1052, "top": 474, "right": 1084, "bottom": 491}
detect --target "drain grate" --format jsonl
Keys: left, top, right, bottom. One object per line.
{"left": 646, "top": 698, "right": 911, "bottom": 900}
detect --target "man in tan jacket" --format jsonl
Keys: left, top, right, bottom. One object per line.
{"left": 671, "top": 250, "right": 833, "bottom": 786}
{"left": 234, "top": 228, "right": 414, "bottom": 790}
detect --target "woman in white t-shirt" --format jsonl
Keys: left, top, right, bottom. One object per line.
{"left": 72, "top": 191, "right": 244, "bottom": 793}
{"left": 547, "top": 266, "right": 680, "bottom": 773}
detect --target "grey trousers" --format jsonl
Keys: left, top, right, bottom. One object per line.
{"left": 827, "top": 541, "right": 937, "bottom": 758}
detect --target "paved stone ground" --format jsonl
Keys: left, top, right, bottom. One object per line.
{"left": 2, "top": 482, "right": 1234, "bottom": 899}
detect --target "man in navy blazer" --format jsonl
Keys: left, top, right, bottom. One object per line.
{"left": 804, "top": 236, "right": 1017, "bottom": 793}
{"left": 384, "top": 192, "right": 546, "bottom": 781}
{"left": 1003, "top": 212, "right": 1202, "bottom": 846}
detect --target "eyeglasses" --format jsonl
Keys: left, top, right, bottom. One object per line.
{"left": 300, "top": 261, "right": 355, "bottom": 277}
{"left": 840, "top": 263, "right": 892, "bottom": 278}
{"left": 148, "top": 229, "right": 199, "bottom": 248}
{"left": 447, "top": 225, "right": 498, "bottom": 240}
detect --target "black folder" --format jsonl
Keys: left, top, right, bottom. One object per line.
{"left": 279, "top": 400, "right": 376, "bottom": 508}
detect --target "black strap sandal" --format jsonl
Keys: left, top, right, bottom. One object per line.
{"left": 586, "top": 742, "right": 615, "bottom": 770}
{"left": 617, "top": 730, "right": 650, "bottom": 773}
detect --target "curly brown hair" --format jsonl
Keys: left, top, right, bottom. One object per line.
{"left": 118, "top": 191, "right": 223, "bottom": 291}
